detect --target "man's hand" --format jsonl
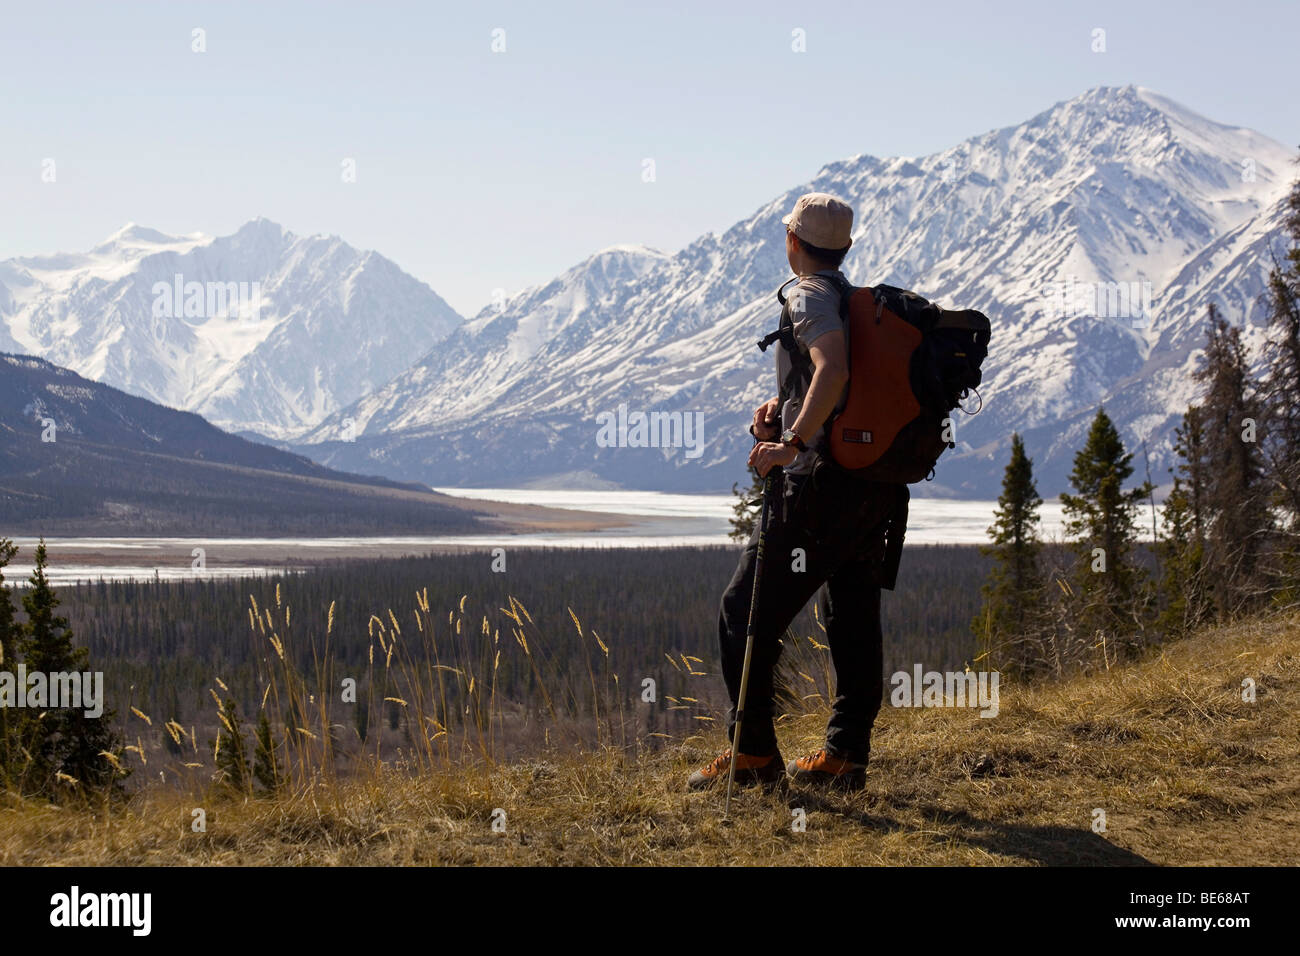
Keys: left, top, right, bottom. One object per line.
{"left": 748, "top": 440, "right": 798, "bottom": 478}
{"left": 751, "top": 397, "right": 780, "bottom": 441}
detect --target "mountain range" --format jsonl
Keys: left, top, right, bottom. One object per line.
{"left": 0, "top": 220, "right": 461, "bottom": 440}
{"left": 0, "top": 352, "right": 484, "bottom": 535}
{"left": 3, "top": 85, "right": 1294, "bottom": 499}
{"left": 293, "top": 85, "right": 1296, "bottom": 496}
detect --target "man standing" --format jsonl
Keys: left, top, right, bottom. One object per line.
{"left": 688, "top": 192, "right": 907, "bottom": 793}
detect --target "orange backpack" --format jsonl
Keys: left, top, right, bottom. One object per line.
{"left": 762, "top": 275, "right": 990, "bottom": 484}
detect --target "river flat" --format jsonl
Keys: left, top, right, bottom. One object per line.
{"left": 7, "top": 489, "right": 1069, "bottom": 585}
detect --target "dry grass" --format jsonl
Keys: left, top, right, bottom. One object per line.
{"left": 2, "top": 609, "right": 1297, "bottom": 866}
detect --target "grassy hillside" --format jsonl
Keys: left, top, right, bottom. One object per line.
{"left": 2, "top": 605, "right": 1295, "bottom": 866}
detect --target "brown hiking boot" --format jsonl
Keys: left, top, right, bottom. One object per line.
{"left": 687, "top": 748, "right": 785, "bottom": 792}
{"left": 786, "top": 749, "right": 867, "bottom": 790}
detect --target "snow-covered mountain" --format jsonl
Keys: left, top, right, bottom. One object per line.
{"left": 0, "top": 219, "right": 463, "bottom": 438}
{"left": 296, "top": 85, "right": 1295, "bottom": 497}
{"left": 306, "top": 243, "right": 669, "bottom": 434}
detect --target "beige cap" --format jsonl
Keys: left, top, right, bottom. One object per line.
{"left": 782, "top": 192, "right": 853, "bottom": 250}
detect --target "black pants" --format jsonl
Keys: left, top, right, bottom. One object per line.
{"left": 718, "top": 462, "right": 905, "bottom": 764}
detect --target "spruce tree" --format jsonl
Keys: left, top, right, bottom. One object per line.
{"left": 974, "top": 433, "right": 1044, "bottom": 673}
{"left": 728, "top": 470, "right": 765, "bottom": 541}
{"left": 1157, "top": 476, "right": 1211, "bottom": 635}
{"left": 1158, "top": 407, "right": 1213, "bottom": 632}
{"left": 1261, "top": 157, "right": 1300, "bottom": 605}
{"left": 0, "top": 539, "right": 18, "bottom": 669}
{"left": 214, "top": 696, "right": 251, "bottom": 793}
{"left": 1172, "top": 406, "right": 1209, "bottom": 551}
{"left": 1194, "top": 304, "right": 1270, "bottom": 614}
{"left": 1059, "top": 407, "right": 1152, "bottom": 651}
{"left": 253, "top": 710, "right": 281, "bottom": 794}
{"left": 0, "top": 539, "right": 20, "bottom": 782}
{"left": 1261, "top": 161, "right": 1300, "bottom": 524}
{"left": 18, "top": 540, "right": 123, "bottom": 798}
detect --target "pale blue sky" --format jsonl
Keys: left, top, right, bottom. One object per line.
{"left": 2, "top": 0, "right": 1297, "bottom": 316}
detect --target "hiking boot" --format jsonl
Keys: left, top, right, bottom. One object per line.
{"left": 687, "top": 748, "right": 785, "bottom": 792}
{"left": 786, "top": 749, "right": 867, "bottom": 790}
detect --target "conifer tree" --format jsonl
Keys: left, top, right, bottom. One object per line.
{"left": 0, "top": 539, "right": 18, "bottom": 669}
{"left": 974, "top": 433, "right": 1044, "bottom": 673}
{"left": 214, "top": 696, "right": 250, "bottom": 793}
{"left": 1260, "top": 159, "right": 1300, "bottom": 607}
{"left": 1157, "top": 477, "right": 1211, "bottom": 634}
{"left": 18, "top": 540, "right": 123, "bottom": 798}
{"left": 1172, "top": 406, "right": 1209, "bottom": 550}
{"left": 1194, "top": 304, "right": 1270, "bottom": 614}
{"left": 1059, "top": 408, "right": 1152, "bottom": 650}
{"left": 253, "top": 710, "right": 281, "bottom": 794}
{"left": 728, "top": 469, "right": 765, "bottom": 541}
{"left": 1261, "top": 162, "right": 1300, "bottom": 527}
{"left": 1158, "top": 408, "right": 1213, "bottom": 632}
{"left": 0, "top": 539, "right": 20, "bottom": 781}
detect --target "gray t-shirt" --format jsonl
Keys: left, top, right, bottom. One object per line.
{"left": 775, "top": 270, "right": 849, "bottom": 476}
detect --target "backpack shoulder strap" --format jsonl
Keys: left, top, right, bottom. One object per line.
{"left": 757, "top": 277, "right": 809, "bottom": 412}
{"left": 757, "top": 276, "right": 800, "bottom": 353}
{"left": 758, "top": 274, "right": 858, "bottom": 414}
{"left": 822, "top": 272, "right": 855, "bottom": 322}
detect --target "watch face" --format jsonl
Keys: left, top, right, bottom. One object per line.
{"left": 780, "top": 429, "right": 796, "bottom": 444}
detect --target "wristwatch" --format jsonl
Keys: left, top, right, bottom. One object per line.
{"left": 780, "top": 428, "right": 808, "bottom": 453}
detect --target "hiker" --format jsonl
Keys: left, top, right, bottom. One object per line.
{"left": 689, "top": 192, "right": 908, "bottom": 793}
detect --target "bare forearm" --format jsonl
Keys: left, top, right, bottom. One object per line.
{"left": 792, "top": 364, "right": 848, "bottom": 441}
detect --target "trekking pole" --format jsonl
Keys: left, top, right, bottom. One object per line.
{"left": 724, "top": 464, "right": 777, "bottom": 820}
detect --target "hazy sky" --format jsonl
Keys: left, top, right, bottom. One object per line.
{"left": 3, "top": 0, "right": 1297, "bottom": 317}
